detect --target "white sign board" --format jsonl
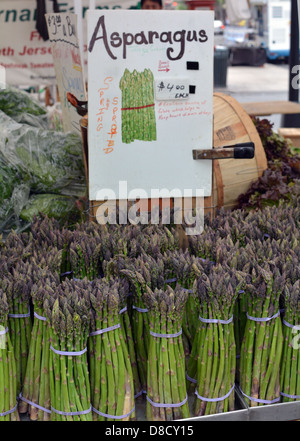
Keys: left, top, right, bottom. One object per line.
{"left": 0, "top": 0, "right": 140, "bottom": 86}
{"left": 87, "top": 10, "right": 214, "bottom": 201}
{"left": 45, "top": 12, "right": 86, "bottom": 134}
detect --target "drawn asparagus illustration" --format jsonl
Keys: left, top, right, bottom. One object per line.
{"left": 119, "top": 68, "right": 157, "bottom": 144}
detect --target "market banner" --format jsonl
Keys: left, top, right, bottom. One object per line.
{"left": 0, "top": 0, "right": 140, "bottom": 86}
{"left": 87, "top": 10, "right": 214, "bottom": 202}
{"left": 45, "top": 12, "right": 87, "bottom": 133}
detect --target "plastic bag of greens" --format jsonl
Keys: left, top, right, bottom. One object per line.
{"left": 0, "top": 183, "right": 31, "bottom": 235}
{"left": 20, "top": 193, "right": 80, "bottom": 225}
{"left": 0, "top": 86, "right": 52, "bottom": 129}
{"left": 0, "top": 111, "right": 86, "bottom": 197}
{"left": 0, "top": 85, "right": 47, "bottom": 117}
{"left": 12, "top": 112, "right": 50, "bottom": 130}
{"left": 0, "top": 152, "right": 21, "bottom": 205}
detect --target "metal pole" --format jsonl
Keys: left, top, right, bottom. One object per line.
{"left": 283, "top": 0, "right": 300, "bottom": 127}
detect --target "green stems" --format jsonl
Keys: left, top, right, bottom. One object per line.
{"left": 145, "top": 286, "right": 190, "bottom": 421}
{"left": 89, "top": 279, "right": 135, "bottom": 421}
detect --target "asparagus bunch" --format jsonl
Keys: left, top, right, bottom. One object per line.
{"left": 70, "top": 231, "right": 103, "bottom": 280}
{"left": 0, "top": 289, "right": 19, "bottom": 421}
{"left": 189, "top": 199, "right": 299, "bottom": 257}
{"left": 219, "top": 245, "right": 255, "bottom": 372}
{"left": 1, "top": 229, "right": 33, "bottom": 267}
{"left": 29, "top": 214, "right": 64, "bottom": 248}
{"left": 118, "top": 278, "right": 141, "bottom": 398}
{"left": 144, "top": 285, "right": 190, "bottom": 421}
{"left": 26, "top": 248, "right": 65, "bottom": 278}
{"left": 120, "top": 253, "right": 165, "bottom": 392}
{"left": 19, "top": 268, "right": 60, "bottom": 420}
{"left": 189, "top": 265, "right": 242, "bottom": 416}
{"left": 69, "top": 231, "right": 103, "bottom": 280}
{"left": 104, "top": 255, "right": 142, "bottom": 396}
{"left": 239, "top": 263, "right": 285, "bottom": 407}
{"left": 162, "top": 249, "right": 207, "bottom": 359}
{"left": 1, "top": 271, "right": 32, "bottom": 396}
{"left": 74, "top": 221, "right": 179, "bottom": 261}
{"left": 137, "top": 224, "right": 179, "bottom": 257}
{"left": 45, "top": 279, "right": 92, "bottom": 421}
{"left": 280, "top": 280, "right": 300, "bottom": 402}
{"left": 88, "top": 278, "right": 135, "bottom": 421}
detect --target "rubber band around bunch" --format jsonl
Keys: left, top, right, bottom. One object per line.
{"left": 8, "top": 307, "right": 31, "bottom": 319}
{"left": 0, "top": 403, "right": 18, "bottom": 417}
{"left": 60, "top": 271, "right": 73, "bottom": 277}
{"left": 238, "top": 386, "right": 280, "bottom": 404}
{"left": 132, "top": 305, "right": 148, "bottom": 313}
{"left": 164, "top": 278, "right": 177, "bottom": 284}
{"left": 149, "top": 329, "right": 182, "bottom": 338}
{"left": 195, "top": 384, "right": 235, "bottom": 403}
{"left": 199, "top": 315, "right": 234, "bottom": 325}
{"left": 280, "top": 391, "right": 300, "bottom": 400}
{"left": 134, "top": 389, "right": 147, "bottom": 399}
{"left": 51, "top": 405, "right": 92, "bottom": 416}
{"left": 246, "top": 311, "right": 280, "bottom": 322}
{"left": 185, "top": 371, "right": 197, "bottom": 384}
{"left": 50, "top": 346, "right": 87, "bottom": 356}
{"left": 89, "top": 323, "right": 121, "bottom": 337}
{"left": 34, "top": 311, "right": 47, "bottom": 321}
{"left": 18, "top": 393, "right": 51, "bottom": 414}
{"left": 119, "top": 306, "right": 127, "bottom": 315}
{"left": 146, "top": 394, "right": 188, "bottom": 408}
{"left": 282, "top": 319, "right": 300, "bottom": 331}
{"left": 92, "top": 405, "right": 135, "bottom": 420}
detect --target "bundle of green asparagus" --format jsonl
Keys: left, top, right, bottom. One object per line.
{"left": 0, "top": 289, "right": 19, "bottom": 421}
{"left": 29, "top": 214, "right": 68, "bottom": 250}
{"left": 188, "top": 265, "right": 242, "bottom": 416}
{"left": 0, "top": 271, "right": 32, "bottom": 396}
{"left": 74, "top": 220, "right": 179, "bottom": 261}
{"left": 69, "top": 231, "right": 103, "bottom": 280}
{"left": 239, "top": 263, "right": 285, "bottom": 407}
{"left": 118, "top": 278, "right": 141, "bottom": 398}
{"left": 103, "top": 255, "right": 142, "bottom": 397}
{"left": 162, "top": 249, "right": 208, "bottom": 359}
{"left": 137, "top": 224, "right": 179, "bottom": 257}
{"left": 120, "top": 253, "right": 166, "bottom": 393}
{"left": 119, "top": 68, "right": 156, "bottom": 144}
{"left": 144, "top": 285, "right": 190, "bottom": 421}
{"left": 19, "top": 267, "right": 60, "bottom": 420}
{"left": 44, "top": 279, "right": 92, "bottom": 421}
{"left": 0, "top": 229, "right": 33, "bottom": 268}
{"left": 280, "top": 280, "right": 300, "bottom": 402}
{"left": 88, "top": 277, "right": 135, "bottom": 421}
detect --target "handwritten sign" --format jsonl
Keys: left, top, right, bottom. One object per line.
{"left": 46, "top": 12, "right": 86, "bottom": 134}
{"left": 154, "top": 78, "right": 189, "bottom": 101}
{"left": 88, "top": 10, "right": 214, "bottom": 201}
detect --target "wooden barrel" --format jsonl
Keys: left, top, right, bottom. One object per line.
{"left": 211, "top": 92, "right": 268, "bottom": 212}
